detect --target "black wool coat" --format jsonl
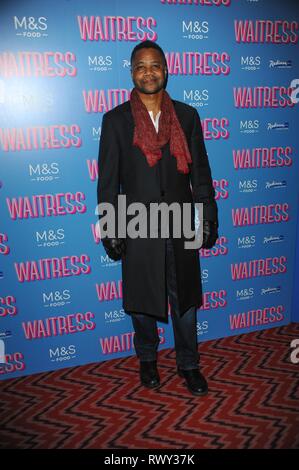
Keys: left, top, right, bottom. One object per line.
{"left": 97, "top": 100, "right": 218, "bottom": 321}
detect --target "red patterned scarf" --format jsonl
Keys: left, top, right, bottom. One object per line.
{"left": 130, "top": 88, "right": 192, "bottom": 174}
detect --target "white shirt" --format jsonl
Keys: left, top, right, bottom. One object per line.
{"left": 148, "top": 110, "right": 161, "bottom": 133}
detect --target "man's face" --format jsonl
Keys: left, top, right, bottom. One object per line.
{"left": 131, "top": 48, "right": 167, "bottom": 95}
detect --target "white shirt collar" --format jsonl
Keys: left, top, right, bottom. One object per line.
{"left": 148, "top": 110, "right": 161, "bottom": 133}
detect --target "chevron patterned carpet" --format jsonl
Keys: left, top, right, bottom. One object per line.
{"left": 1, "top": 323, "right": 298, "bottom": 449}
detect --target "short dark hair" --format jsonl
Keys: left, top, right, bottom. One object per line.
{"left": 130, "top": 40, "right": 167, "bottom": 68}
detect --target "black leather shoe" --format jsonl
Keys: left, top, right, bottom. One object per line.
{"left": 140, "top": 361, "right": 160, "bottom": 389}
{"left": 178, "top": 368, "right": 208, "bottom": 396}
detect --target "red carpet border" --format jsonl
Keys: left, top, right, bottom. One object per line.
{"left": 0, "top": 323, "right": 298, "bottom": 449}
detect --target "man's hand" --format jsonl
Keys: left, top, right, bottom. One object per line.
{"left": 102, "top": 238, "right": 126, "bottom": 261}
{"left": 201, "top": 221, "right": 218, "bottom": 249}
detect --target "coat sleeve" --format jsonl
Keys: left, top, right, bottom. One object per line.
{"left": 97, "top": 112, "right": 121, "bottom": 236}
{"left": 189, "top": 108, "right": 218, "bottom": 225}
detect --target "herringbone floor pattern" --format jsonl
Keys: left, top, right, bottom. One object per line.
{"left": 1, "top": 323, "right": 298, "bottom": 449}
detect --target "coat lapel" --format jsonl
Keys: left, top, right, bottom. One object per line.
{"left": 122, "top": 101, "right": 134, "bottom": 128}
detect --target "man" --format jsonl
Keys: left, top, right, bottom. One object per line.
{"left": 97, "top": 40, "right": 218, "bottom": 396}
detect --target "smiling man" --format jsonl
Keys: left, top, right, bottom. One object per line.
{"left": 97, "top": 40, "right": 219, "bottom": 396}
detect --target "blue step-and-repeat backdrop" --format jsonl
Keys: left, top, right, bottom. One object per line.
{"left": 0, "top": 0, "right": 298, "bottom": 380}
{"left": 292, "top": 206, "right": 299, "bottom": 322}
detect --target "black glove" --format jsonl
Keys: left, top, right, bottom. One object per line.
{"left": 201, "top": 221, "right": 218, "bottom": 249}
{"left": 102, "top": 238, "right": 126, "bottom": 261}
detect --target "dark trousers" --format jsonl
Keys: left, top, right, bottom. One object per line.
{"left": 130, "top": 238, "right": 199, "bottom": 370}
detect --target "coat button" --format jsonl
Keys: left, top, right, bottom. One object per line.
{"left": 161, "top": 190, "right": 165, "bottom": 197}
